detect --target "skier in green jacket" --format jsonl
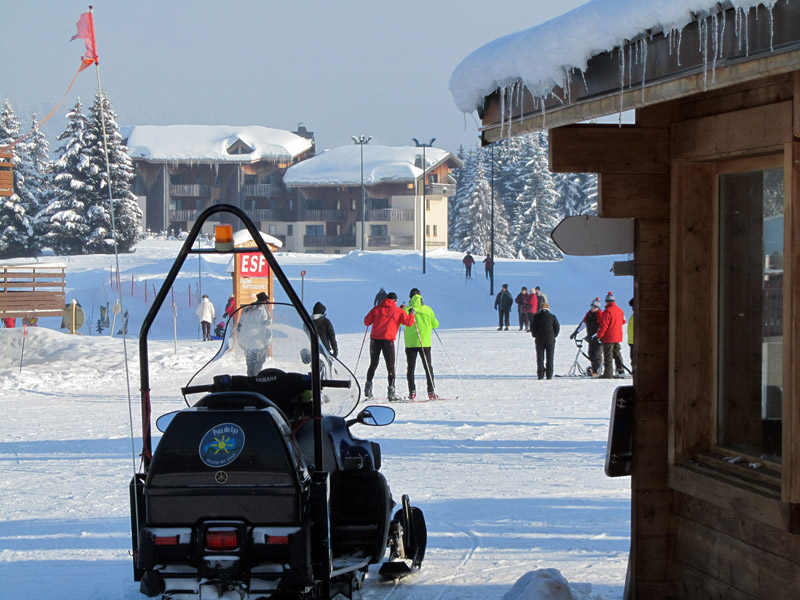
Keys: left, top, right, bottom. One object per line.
{"left": 402, "top": 288, "right": 440, "bottom": 400}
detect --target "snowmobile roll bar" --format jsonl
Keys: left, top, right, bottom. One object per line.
{"left": 137, "top": 204, "right": 325, "bottom": 472}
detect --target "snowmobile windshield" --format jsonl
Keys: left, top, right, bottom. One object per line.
{"left": 183, "top": 301, "right": 359, "bottom": 418}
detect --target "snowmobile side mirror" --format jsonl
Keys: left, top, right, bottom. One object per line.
{"left": 156, "top": 411, "right": 180, "bottom": 433}
{"left": 354, "top": 405, "right": 395, "bottom": 427}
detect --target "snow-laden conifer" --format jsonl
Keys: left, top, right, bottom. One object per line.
{"left": 0, "top": 98, "right": 38, "bottom": 258}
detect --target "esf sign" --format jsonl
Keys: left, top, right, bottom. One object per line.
{"left": 239, "top": 252, "right": 270, "bottom": 277}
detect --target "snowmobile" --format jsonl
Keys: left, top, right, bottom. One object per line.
{"left": 129, "top": 204, "right": 426, "bottom": 599}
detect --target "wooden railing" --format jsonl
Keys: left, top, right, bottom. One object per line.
{"left": 368, "top": 235, "right": 414, "bottom": 248}
{"left": 304, "top": 235, "right": 356, "bottom": 247}
{"left": 169, "top": 184, "right": 210, "bottom": 197}
{"left": 243, "top": 183, "right": 281, "bottom": 198}
{"left": 300, "top": 209, "right": 348, "bottom": 222}
{"left": 0, "top": 264, "right": 67, "bottom": 318}
{"left": 366, "top": 209, "right": 413, "bottom": 222}
{"left": 169, "top": 209, "right": 200, "bottom": 222}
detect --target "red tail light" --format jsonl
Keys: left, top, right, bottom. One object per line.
{"left": 267, "top": 535, "right": 289, "bottom": 545}
{"left": 154, "top": 535, "right": 179, "bottom": 546}
{"left": 205, "top": 528, "right": 239, "bottom": 551}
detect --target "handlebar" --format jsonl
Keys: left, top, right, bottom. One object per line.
{"left": 181, "top": 373, "right": 351, "bottom": 396}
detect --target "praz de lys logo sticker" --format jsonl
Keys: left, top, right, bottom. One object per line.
{"left": 199, "top": 423, "right": 245, "bottom": 468}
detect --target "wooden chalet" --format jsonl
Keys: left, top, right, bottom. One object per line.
{"left": 456, "top": 1, "right": 800, "bottom": 598}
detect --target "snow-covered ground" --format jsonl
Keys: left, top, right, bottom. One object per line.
{"left": 0, "top": 240, "right": 632, "bottom": 600}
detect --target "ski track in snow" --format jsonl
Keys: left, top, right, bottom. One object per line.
{"left": 1, "top": 241, "right": 630, "bottom": 599}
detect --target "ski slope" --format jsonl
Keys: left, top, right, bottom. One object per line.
{"left": 0, "top": 241, "right": 632, "bottom": 600}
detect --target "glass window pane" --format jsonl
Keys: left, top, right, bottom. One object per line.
{"left": 717, "top": 167, "right": 783, "bottom": 461}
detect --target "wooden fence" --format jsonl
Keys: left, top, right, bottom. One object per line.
{"left": 0, "top": 264, "right": 67, "bottom": 318}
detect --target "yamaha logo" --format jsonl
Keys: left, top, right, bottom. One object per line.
{"left": 215, "top": 471, "right": 228, "bottom": 484}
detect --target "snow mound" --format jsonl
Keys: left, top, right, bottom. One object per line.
{"left": 504, "top": 568, "right": 610, "bottom": 600}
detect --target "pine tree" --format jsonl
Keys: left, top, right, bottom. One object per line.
{"left": 0, "top": 98, "right": 38, "bottom": 258}
{"left": 83, "top": 92, "right": 141, "bottom": 253}
{"left": 42, "top": 98, "right": 92, "bottom": 254}
{"left": 18, "top": 114, "right": 55, "bottom": 246}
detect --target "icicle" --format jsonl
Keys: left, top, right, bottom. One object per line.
{"left": 627, "top": 42, "right": 633, "bottom": 89}
{"left": 676, "top": 28, "right": 683, "bottom": 66}
{"left": 699, "top": 17, "right": 708, "bottom": 91}
{"left": 564, "top": 68, "right": 572, "bottom": 104}
{"left": 499, "top": 86, "right": 506, "bottom": 139}
{"left": 579, "top": 69, "right": 589, "bottom": 94}
{"left": 619, "top": 45, "right": 625, "bottom": 121}
{"left": 743, "top": 7, "right": 750, "bottom": 57}
{"left": 720, "top": 7, "right": 726, "bottom": 60}
{"left": 711, "top": 13, "right": 718, "bottom": 84}
{"left": 506, "top": 83, "right": 514, "bottom": 139}
{"left": 640, "top": 38, "right": 648, "bottom": 103}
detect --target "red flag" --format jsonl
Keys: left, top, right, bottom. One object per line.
{"left": 71, "top": 10, "right": 98, "bottom": 71}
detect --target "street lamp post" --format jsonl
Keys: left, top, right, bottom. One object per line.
{"left": 352, "top": 135, "right": 371, "bottom": 251}
{"left": 490, "top": 143, "right": 495, "bottom": 296}
{"left": 413, "top": 137, "right": 436, "bottom": 275}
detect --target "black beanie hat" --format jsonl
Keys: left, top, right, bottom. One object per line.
{"left": 387, "top": 292, "right": 397, "bottom": 301}
{"left": 409, "top": 288, "right": 420, "bottom": 298}
{"left": 312, "top": 301, "right": 326, "bottom": 315}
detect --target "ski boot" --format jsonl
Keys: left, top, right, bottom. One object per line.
{"left": 387, "top": 386, "right": 398, "bottom": 402}
{"left": 408, "top": 387, "right": 416, "bottom": 400}
{"left": 364, "top": 380, "right": 373, "bottom": 399}
{"left": 428, "top": 392, "right": 438, "bottom": 400}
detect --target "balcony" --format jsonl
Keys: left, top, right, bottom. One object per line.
{"left": 425, "top": 183, "right": 454, "bottom": 196}
{"left": 170, "top": 184, "right": 210, "bottom": 197}
{"left": 169, "top": 209, "right": 200, "bottom": 222}
{"left": 249, "top": 209, "right": 279, "bottom": 222}
{"left": 366, "top": 208, "right": 413, "bottom": 222}
{"left": 304, "top": 235, "right": 356, "bottom": 248}
{"left": 368, "top": 235, "right": 415, "bottom": 248}
{"left": 243, "top": 183, "right": 281, "bottom": 198}
{"left": 300, "top": 209, "right": 348, "bottom": 222}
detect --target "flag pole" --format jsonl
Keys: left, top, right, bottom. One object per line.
{"left": 80, "top": 3, "right": 141, "bottom": 535}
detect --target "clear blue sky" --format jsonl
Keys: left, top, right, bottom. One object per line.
{"left": 1, "top": 0, "right": 585, "bottom": 153}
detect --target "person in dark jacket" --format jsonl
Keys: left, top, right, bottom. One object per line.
{"left": 515, "top": 287, "right": 531, "bottom": 331}
{"left": 312, "top": 301, "right": 338, "bottom": 357}
{"left": 463, "top": 252, "right": 475, "bottom": 279}
{"left": 569, "top": 297, "right": 603, "bottom": 376}
{"left": 531, "top": 302, "right": 560, "bottom": 380}
{"left": 494, "top": 284, "right": 513, "bottom": 330}
{"left": 363, "top": 292, "right": 415, "bottom": 401}
{"left": 374, "top": 287, "right": 388, "bottom": 306}
{"left": 482, "top": 255, "right": 493, "bottom": 279}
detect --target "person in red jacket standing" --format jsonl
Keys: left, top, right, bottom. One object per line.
{"left": 596, "top": 291, "right": 627, "bottom": 378}
{"left": 363, "top": 292, "right": 415, "bottom": 401}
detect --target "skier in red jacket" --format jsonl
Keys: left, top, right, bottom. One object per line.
{"left": 596, "top": 291, "right": 627, "bottom": 378}
{"left": 363, "top": 292, "right": 415, "bottom": 401}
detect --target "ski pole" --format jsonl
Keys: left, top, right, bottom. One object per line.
{"left": 433, "top": 329, "right": 471, "bottom": 400}
{"left": 354, "top": 325, "right": 370, "bottom": 373}
{"left": 412, "top": 319, "right": 435, "bottom": 395}
{"left": 19, "top": 325, "right": 26, "bottom": 374}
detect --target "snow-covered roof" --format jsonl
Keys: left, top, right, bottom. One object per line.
{"left": 125, "top": 125, "right": 313, "bottom": 163}
{"left": 233, "top": 228, "right": 283, "bottom": 249}
{"left": 283, "top": 144, "right": 454, "bottom": 187}
{"left": 450, "top": 0, "right": 780, "bottom": 114}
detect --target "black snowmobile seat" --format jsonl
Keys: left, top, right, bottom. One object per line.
{"left": 145, "top": 399, "right": 307, "bottom": 526}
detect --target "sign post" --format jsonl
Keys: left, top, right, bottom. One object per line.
{"left": 300, "top": 270, "right": 307, "bottom": 304}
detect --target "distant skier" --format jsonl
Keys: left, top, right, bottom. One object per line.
{"left": 531, "top": 302, "right": 560, "bottom": 380}
{"left": 374, "top": 287, "right": 388, "bottom": 306}
{"left": 312, "top": 301, "right": 338, "bottom": 358}
{"left": 596, "top": 291, "right": 626, "bottom": 378}
{"left": 237, "top": 292, "right": 272, "bottom": 376}
{"left": 224, "top": 294, "right": 236, "bottom": 320}
{"left": 462, "top": 252, "right": 475, "bottom": 279}
{"left": 627, "top": 298, "right": 635, "bottom": 370}
{"left": 363, "top": 292, "right": 415, "bottom": 401}
{"left": 482, "top": 255, "right": 493, "bottom": 279}
{"left": 403, "top": 288, "right": 439, "bottom": 400}
{"left": 196, "top": 294, "right": 216, "bottom": 341}
{"left": 494, "top": 284, "right": 513, "bottom": 330}
{"left": 569, "top": 297, "right": 603, "bottom": 376}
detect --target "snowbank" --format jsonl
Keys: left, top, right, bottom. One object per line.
{"left": 450, "top": 0, "right": 780, "bottom": 114}
{"left": 504, "top": 568, "right": 611, "bottom": 600}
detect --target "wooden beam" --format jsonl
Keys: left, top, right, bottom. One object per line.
{"left": 599, "top": 173, "right": 670, "bottom": 219}
{"left": 550, "top": 125, "right": 669, "bottom": 174}
{"left": 672, "top": 101, "right": 792, "bottom": 159}
{"left": 794, "top": 71, "right": 800, "bottom": 138}
{"left": 786, "top": 142, "right": 800, "bottom": 504}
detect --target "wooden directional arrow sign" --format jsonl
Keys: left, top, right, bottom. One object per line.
{"left": 550, "top": 215, "right": 634, "bottom": 256}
